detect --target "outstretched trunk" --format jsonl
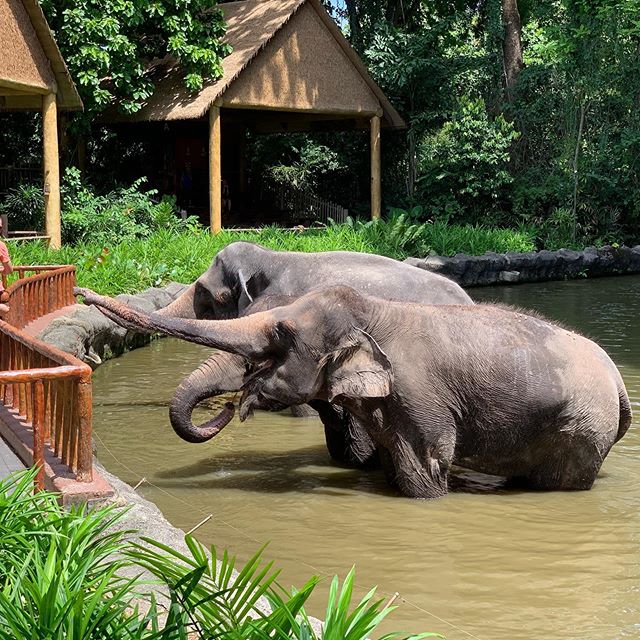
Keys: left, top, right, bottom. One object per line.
{"left": 75, "top": 288, "right": 274, "bottom": 359}
{"left": 169, "top": 351, "right": 246, "bottom": 443}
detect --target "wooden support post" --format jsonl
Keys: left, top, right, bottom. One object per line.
{"left": 370, "top": 115, "right": 381, "bottom": 220}
{"left": 33, "top": 379, "right": 45, "bottom": 492}
{"left": 42, "top": 93, "right": 61, "bottom": 249}
{"left": 209, "top": 105, "right": 222, "bottom": 234}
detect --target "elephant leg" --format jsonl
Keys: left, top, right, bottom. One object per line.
{"left": 522, "top": 431, "right": 605, "bottom": 491}
{"left": 387, "top": 436, "right": 450, "bottom": 499}
{"left": 309, "top": 401, "right": 380, "bottom": 469}
{"left": 378, "top": 445, "right": 399, "bottom": 489}
{"left": 289, "top": 404, "right": 319, "bottom": 418}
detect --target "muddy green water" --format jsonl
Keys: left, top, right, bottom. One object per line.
{"left": 93, "top": 276, "right": 640, "bottom": 640}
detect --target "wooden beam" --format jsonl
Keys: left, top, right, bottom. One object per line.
{"left": 0, "top": 77, "right": 50, "bottom": 95}
{"left": 209, "top": 105, "right": 222, "bottom": 234}
{"left": 370, "top": 115, "right": 381, "bottom": 220}
{"left": 42, "top": 93, "right": 61, "bottom": 249}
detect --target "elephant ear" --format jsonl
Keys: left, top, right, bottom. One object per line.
{"left": 326, "top": 329, "right": 393, "bottom": 402}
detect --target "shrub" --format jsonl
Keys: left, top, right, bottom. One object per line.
{"left": 61, "top": 167, "right": 196, "bottom": 244}
{"left": 0, "top": 183, "right": 44, "bottom": 230}
{"left": 417, "top": 97, "right": 520, "bottom": 223}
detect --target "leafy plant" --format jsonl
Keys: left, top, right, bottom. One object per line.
{"left": 40, "top": 0, "right": 230, "bottom": 119}
{"left": 0, "top": 184, "right": 44, "bottom": 231}
{"left": 0, "top": 469, "right": 440, "bottom": 639}
{"left": 0, "top": 469, "right": 149, "bottom": 640}
{"left": 60, "top": 167, "right": 196, "bottom": 244}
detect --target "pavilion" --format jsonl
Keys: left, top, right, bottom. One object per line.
{"left": 103, "top": 0, "right": 404, "bottom": 232}
{"left": 0, "top": 0, "right": 82, "bottom": 248}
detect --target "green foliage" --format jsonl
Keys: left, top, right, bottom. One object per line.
{"left": 9, "top": 219, "right": 538, "bottom": 295}
{"left": 0, "top": 469, "right": 437, "bottom": 639}
{"left": 0, "top": 469, "right": 149, "bottom": 639}
{"left": 418, "top": 98, "right": 519, "bottom": 221}
{"left": 40, "top": 0, "right": 230, "bottom": 119}
{"left": 59, "top": 168, "right": 197, "bottom": 244}
{"left": 266, "top": 141, "right": 347, "bottom": 194}
{"left": 0, "top": 184, "right": 44, "bottom": 230}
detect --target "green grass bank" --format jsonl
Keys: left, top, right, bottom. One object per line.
{"left": 9, "top": 220, "right": 537, "bottom": 296}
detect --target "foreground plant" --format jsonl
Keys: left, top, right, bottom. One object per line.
{"left": 0, "top": 469, "right": 442, "bottom": 639}
{"left": 0, "top": 469, "right": 150, "bottom": 640}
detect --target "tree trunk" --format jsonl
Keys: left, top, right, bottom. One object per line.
{"left": 501, "top": 0, "right": 524, "bottom": 98}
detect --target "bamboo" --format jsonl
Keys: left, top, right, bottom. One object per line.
{"left": 209, "top": 105, "right": 222, "bottom": 234}
{"left": 370, "top": 115, "right": 381, "bottom": 220}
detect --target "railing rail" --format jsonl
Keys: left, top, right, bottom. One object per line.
{"left": 3, "top": 265, "right": 76, "bottom": 329}
{"left": 270, "top": 183, "right": 349, "bottom": 225}
{"left": 0, "top": 265, "right": 92, "bottom": 490}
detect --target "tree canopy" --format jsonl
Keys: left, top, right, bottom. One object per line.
{"left": 41, "top": 0, "right": 230, "bottom": 118}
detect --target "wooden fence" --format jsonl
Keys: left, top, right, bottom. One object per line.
{"left": 0, "top": 265, "right": 92, "bottom": 490}
{"left": 272, "top": 184, "right": 349, "bottom": 225}
{"left": 2, "top": 266, "right": 76, "bottom": 329}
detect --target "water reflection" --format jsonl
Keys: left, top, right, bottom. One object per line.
{"left": 93, "top": 275, "right": 640, "bottom": 640}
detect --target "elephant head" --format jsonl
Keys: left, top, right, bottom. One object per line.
{"left": 76, "top": 286, "right": 394, "bottom": 428}
{"left": 154, "top": 242, "right": 270, "bottom": 321}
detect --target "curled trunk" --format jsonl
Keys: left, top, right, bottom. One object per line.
{"left": 169, "top": 351, "right": 246, "bottom": 443}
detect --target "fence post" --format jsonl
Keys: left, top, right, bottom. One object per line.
{"left": 75, "top": 378, "right": 93, "bottom": 482}
{"left": 33, "top": 379, "right": 45, "bottom": 491}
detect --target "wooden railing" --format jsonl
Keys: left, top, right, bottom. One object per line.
{"left": 2, "top": 265, "right": 76, "bottom": 329}
{"left": 0, "top": 265, "right": 92, "bottom": 490}
{"left": 271, "top": 183, "right": 349, "bottom": 225}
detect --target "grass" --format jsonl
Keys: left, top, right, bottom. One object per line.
{"left": 8, "top": 220, "right": 537, "bottom": 296}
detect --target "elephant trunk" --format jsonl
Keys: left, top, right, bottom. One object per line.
{"left": 169, "top": 352, "right": 246, "bottom": 443}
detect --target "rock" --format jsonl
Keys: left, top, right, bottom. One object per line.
{"left": 407, "top": 245, "right": 640, "bottom": 287}
{"left": 499, "top": 270, "right": 520, "bottom": 283}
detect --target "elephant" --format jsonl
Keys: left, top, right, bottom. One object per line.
{"left": 82, "top": 241, "right": 473, "bottom": 469}
{"left": 76, "top": 284, "right": 631, "bottom": 499}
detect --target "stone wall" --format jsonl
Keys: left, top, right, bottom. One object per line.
{"left": 405, "top": 245, "right": 640, "bottom": 287}
{"left": 38, "top": 282, "right": 187, "bottom": 366}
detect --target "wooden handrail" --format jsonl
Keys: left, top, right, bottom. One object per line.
{"left": 0, "top": 266, "right": 93, "bottom": 488}
{"left": 4, "top": 265, "right": 76, "bottom": 329}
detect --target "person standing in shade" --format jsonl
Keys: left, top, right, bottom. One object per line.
{"left": 0, "top": 218, "right": 13, "bottom": 317}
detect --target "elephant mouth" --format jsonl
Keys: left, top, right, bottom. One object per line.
{"left": 239, "top": 389, "right": 288, "bottom": 421}
{"left": 243, "top": 359, "right": 275, "bottom": 384}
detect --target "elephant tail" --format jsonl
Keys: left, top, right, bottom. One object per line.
{"left": 616, "top": 384, "right": 632, "bottom": 444}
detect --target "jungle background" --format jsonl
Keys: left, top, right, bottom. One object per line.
{"left": 1, "top": 0, "right": 639, "bottom": 250}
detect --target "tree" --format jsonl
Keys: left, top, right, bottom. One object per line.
{"left": 41, "top": 0, "right": 230, "bottom": 121}
{"left": 501, "top": 0, "right": 524, "bottom": 96}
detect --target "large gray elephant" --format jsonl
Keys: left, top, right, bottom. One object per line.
{"left": 76, "top": 285, "right": 631, "bottom": 499}
{"left": 87, "top": 241, "right": 473, "bottom": 468}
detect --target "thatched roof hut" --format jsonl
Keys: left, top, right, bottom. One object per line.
{"left": 103, "top": 0, "right": 404, "bottom": 230}
{"left": 0, "top": 0, "right": 82, "bottom": 247}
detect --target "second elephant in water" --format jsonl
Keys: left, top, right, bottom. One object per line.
{"left": 77, "top": 285, "right": 631, "bottom": 499}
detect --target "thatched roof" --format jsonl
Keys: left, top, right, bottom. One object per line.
{"left": 105, "top": 0, "right": 403, "bottom": 127}
{"left": 0, "top": 0, "right": 81, "bottom": 109}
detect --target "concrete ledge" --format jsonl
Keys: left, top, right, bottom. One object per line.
{"left": 405, "top": 245, "right": 640, "bottom": 287}
{"left": 37, "top": 282, "right": 187, "bottom": 366}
